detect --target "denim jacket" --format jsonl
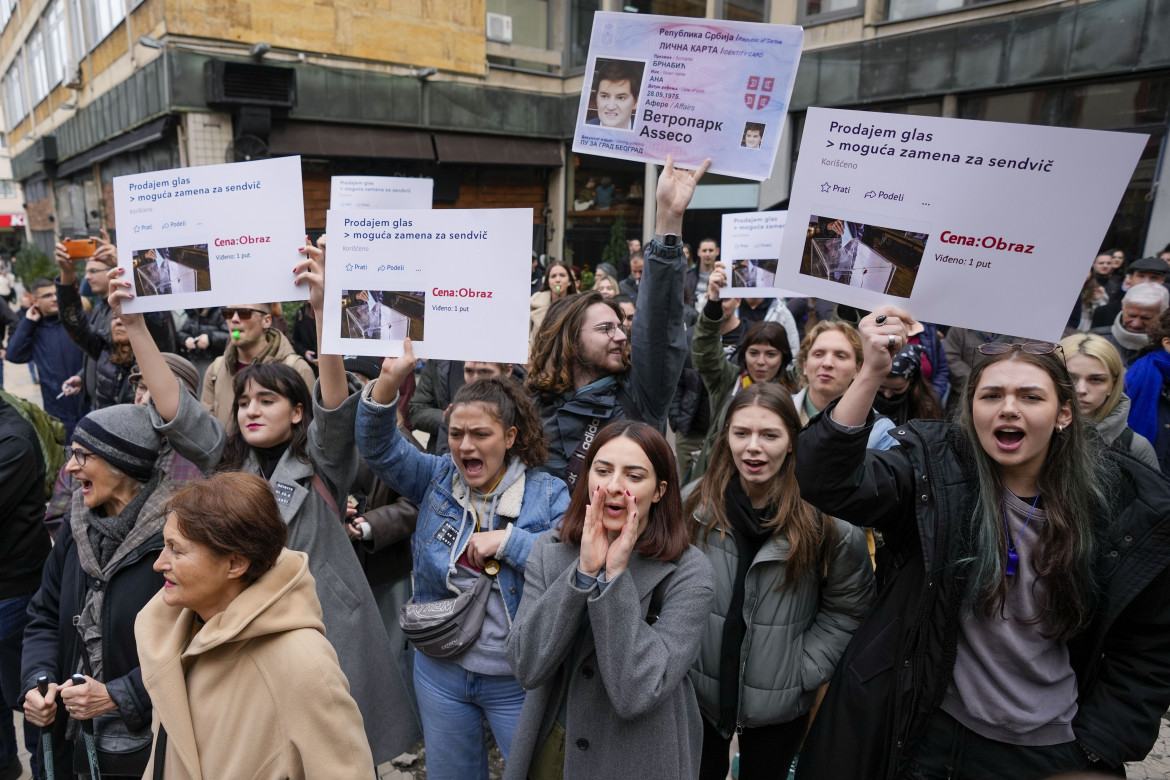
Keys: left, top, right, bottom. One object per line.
{"left": 356, "top": 383, "right": 569, "bottom": 620}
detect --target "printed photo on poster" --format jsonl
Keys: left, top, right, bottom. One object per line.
{"left": 741, "top": 122, "right": 766, "bottom": 149}
{"left": 132, "top": 244, "right": 211, "bottom": 297}
{"left": 340, "top": 290, "right": 425, "bottom": 341}
{"left": 586, "top": 58, "right": 645, "bottom": 131}
{"left": 800, "top": 216, "right": 927, "bottom": 298}
{"left": 732, "top": 258, "right": 778, "bottom": 288}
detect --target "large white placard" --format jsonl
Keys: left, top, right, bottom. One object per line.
{"left": 322, "top": 208, "right": 531, "bottom": 362}
{"left": 114, "top": 157, "right": 307, "bottom": 313}
{"left": 720, "top": 210, "right": 802, "bottom": 298}
{"left": 776, "top": 109, "right": 1147, "bottom": 341}
{"left": 330, "top": 176, "right": 434, "bottom": 209}
{"left": 572, "top": 12, "right": 802, "bottom": 181}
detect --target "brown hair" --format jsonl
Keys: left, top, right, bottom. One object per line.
{"left": 734, "top": 321, "right": 796, "bottom": 392}
{"left": 558, "top": 420, "right": 690, "bottom": 563}
{"left": 165, "top": 472, "right": 288, "bottom": 585}
{"left": 450, "top": 377, "right": 548, "bottom": 468}
{"left": 526, "top": 291, "right": 630, "bottom": 396}
{"left": 685, "top": 384, "right": 836, "bottom": 588}
{"left": 797, "top": 320, "right": 863, "bottom": 380}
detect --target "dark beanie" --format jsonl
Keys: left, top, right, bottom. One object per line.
{"left": 344, "top": 355, "right": 384, "bottom": 381}
{"left": 72, "top": 405, "right": 162, "bottom": 483}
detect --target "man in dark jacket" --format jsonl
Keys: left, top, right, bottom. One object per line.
{"left": 410, "top": 359, "right": 523, "bottom": 454}
{"left": 526, "top": 155, "right": 709, "bottom": 486}
{"left": 6, "top": 279, "right": 84, "bottom": 438}
{"left": 0, "top": 399, "right": 51, "bottom": 780}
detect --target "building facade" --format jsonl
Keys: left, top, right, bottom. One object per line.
{"left": 1, "top": 0, "right": 1167, "bottom": 274}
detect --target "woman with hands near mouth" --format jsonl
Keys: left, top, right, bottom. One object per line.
{"left": 792, "top": 306, "right": 1170, "bottom": 779}
{"left": 503, "top": 421, "right": 715, "bottom": 780}
{"left": 106, "top": 239, "right": 420, "bottom": 767}
{"left": 356, "top": 337, "right": 569, "bottom": 780}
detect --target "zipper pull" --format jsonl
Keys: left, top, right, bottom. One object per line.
{"left": 735, "top": 721, "right": 744, "bottom": 735}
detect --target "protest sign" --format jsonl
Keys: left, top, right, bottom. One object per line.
{"left": 330, "top": 176, "right": 434, "bottom": 209}
{"left": 776, "top": 108, "right": 1147, "bottom": 341}
{"left": 322, "top": 208, "right": 531, "bottom": 362}
{"left": 114, "top": 156, "right": 306, "bottom": 314}
{"left": 572, "top": 12, "right": 802, "bottom": 181}
{"left": 720, "top": 210, "right": 803, "bottom": 298}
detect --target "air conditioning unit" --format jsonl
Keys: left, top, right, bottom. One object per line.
{"left": 33, "top": 136, "right": 58, "bottom": 163}
{"left": 486, "top": 12, "right": 513, "bottom": 44}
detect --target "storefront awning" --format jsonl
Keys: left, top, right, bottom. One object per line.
{"left": 432, "top": 133, "right": 562, "bottom": 167}
{"left": 269, "top": 123, "right": 435, "bottom": 160}
{"left": 56, "top": 117, "right": 172, "bottom": 178}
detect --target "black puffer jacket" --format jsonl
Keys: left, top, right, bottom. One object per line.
{"left": 793, "top": 407, "right": 1170, "bottom": 778}
{"left": 57, "top": 283, "right": 136, "bottom": 408}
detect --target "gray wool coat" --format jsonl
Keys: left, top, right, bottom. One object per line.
{"left": 504, "top": 530, "right": 715, "bottom": 780}
{"left": 152, "top": 386, "right": 421, "bottom": 765}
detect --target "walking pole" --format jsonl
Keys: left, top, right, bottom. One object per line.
{"left": 36, "top": 676, "right": 55, "bottom": 780}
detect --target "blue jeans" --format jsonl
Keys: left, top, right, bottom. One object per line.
{"left": 0, "top": 594, "right": 37, "bottom": 772}
{"left": 413, "top": 651, "right": 526, "bottom": 780}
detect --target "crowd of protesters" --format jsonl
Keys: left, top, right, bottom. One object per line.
{"left": 2, "top": 160, "right": 1170, "bottom": 780}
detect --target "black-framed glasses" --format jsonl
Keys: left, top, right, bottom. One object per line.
{"left": 587, "top": 322, "right": 629, "bottom": 341}
{"left": 222, "top": 307, "right": 269, "bottom": 320}
{"left": 976, "top": 341, "right": 1062, "bottom": 357}
{"left": 63, "top": 446, "right": 96, "bottom": 466}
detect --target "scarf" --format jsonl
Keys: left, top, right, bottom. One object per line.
{"left": 716, "top": 479, "right": 774, "bottom": 737}
{"left": 874, "top": 389, "right": 911, "bottom": 426}
{"left": 71, "top": 471, "right": 164, "bottom": 684}
{"left": 1111, "top": 315, "right": 1149, "bottom": 352}
{"left": 1124, "top": 350, "right": 1170, "bottom": 443}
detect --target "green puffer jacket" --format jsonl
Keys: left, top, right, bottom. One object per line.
{"left": 686, "top": 492, "right": 876, "bottom": 735}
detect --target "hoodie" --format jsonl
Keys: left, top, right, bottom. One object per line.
{"left": 135, "top": 549, "right": 374, "bottom": 780}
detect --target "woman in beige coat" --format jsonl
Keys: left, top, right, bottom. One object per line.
{"left": 135, "top": 472, "right": 374, "bottom": 779}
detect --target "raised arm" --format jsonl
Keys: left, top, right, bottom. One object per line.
{"left": 296, "top": 235, "right": 348, "bottom": 410}
{"left": 832, "top": 306, "right": 914, "bottom": 427}
{"left": 690, "top": 265, "right": 738, "bottom": 398}
{"left": 108, "top": 268, "right": 180, "bottom": 421}
{"left": 629, "top": 155, "right": 711, "bottom": 429}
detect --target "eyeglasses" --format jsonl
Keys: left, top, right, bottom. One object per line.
{"left": 976, "top": 341, "right": 1062, "bottom": 357}
{"left": 63, "top": 446, "right": 96, "bottom": 466}
{"left": 222, "top": 307, "right": 269, "bottom": 320}
{"left": 587, "top": 322, "right": 629, "bottom": 340}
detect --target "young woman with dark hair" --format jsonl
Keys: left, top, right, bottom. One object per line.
{"left": 530, "top": 260, "right": 579, "bottom": 338}
{"left": 504, "top": 420, "right": 715, "bottom": 780}
{"left": 793, "top": 306, "right": 1170, "bottom": 780}
{"left": 686, "top": 264, "right": 796, "bottom": 480}
{"left": 685, "top": 384, "right": 874, "bottom": 780}
{"left": 873, "top": 343, "right": 944, "bottom": 426}
{"left": 107, "top": 241, "right": 420, "bottom": 767}
{"left": 356, "top": 338, "right": 569, "bottom": 780}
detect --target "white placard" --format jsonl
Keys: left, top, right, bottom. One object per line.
{"left": 322, "top": 208, "right": 531, "bottom": 362}
{"left": 330, "top": 176, "right": 434, "bottom": 209}
{"left": 776, "top": 109, "right": 1148, "bottom": 341}
{"left": 114, "top": 157, "right": 307, "bottom": 313}
{"left": 572, "top": 12, "right": 803, "bottom": 181}
{"left": 720, "top": 210, "right": 802, "bottom": 298}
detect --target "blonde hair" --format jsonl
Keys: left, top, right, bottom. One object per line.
{"left": 796, "top": 320, "right": 863, "bottom": 388}
{"left": 1058, "top": 333, "right": 1124, "bottom": 422}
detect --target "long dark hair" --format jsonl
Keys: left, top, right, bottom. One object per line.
{"left": 959, "top": 348, "right": 1111, "bottom": 640}
{"left": 733, "top": 321, "right": 795, "bottom": 392}
{"left": 527, "top": 291, "right": 630, "bottom": 396}
{"left": 686, "top": 384, "right": 835, "bottom": 588}
{"left": 218, "top": 362, "right": 313, "bottom": 472}
{"left": 450, "top": 377, "right": 548, "bottom": 468}
{"left": 541, "top": 260, "right": 578, "bottom": 296}
{"left": 558, "top": 420, "right": 690, "bottom": 563}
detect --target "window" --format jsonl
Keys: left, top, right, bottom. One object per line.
{"left": 69, "top": 0, "right": 87, "bottom": 59}
{"left": 44, "top": 0, "right": 71, "bottom": 86}
{"left": 87, "top": 0, "right": 126, "bottom": 48}
{"left": 622, "top": 0, "right": 706, "bottom": 17}
{"left": 0, "top": 180, "right": 16, "bottom": 198}
{"left": 27, "top": 31, "right": 51, "bottom": 105}
{"left": 1, "top": 61, "right": 29, "bottom": 130}
{"left": 0, "top": 0, "right": 15, "bottom": 31}
{"left": 886, "top": 0, "right": 997, "bottom": 21}
{"left": 720, "top": 0, "right": 768, "bottom": 22}
{"left": 799, "top": 0, "right": 863, "bottom": 25}
{"left": 569, "top": 0, "right": 599, "bottom": 70}
{"left": 487, "top": 0, "right": 549, "bottom": 50}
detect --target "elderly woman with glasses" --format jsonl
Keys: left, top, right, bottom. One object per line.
{"left": 20, "top": 405, "right": 174, "bottom": 778}
{"left": 792, "top": 307, "right": 1170, "bottom": 780}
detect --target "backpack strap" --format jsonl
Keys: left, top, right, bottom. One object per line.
{"left": 309, "top": 473, "right": 342, "bottom": 520}
{"left": 1116, "top": 426, "right": 1136, "bottom": 453}
{"left": 646, "top": 576, "right": 669, "bottom": 626}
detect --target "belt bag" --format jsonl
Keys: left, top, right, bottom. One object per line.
{"left": 399, "top": 572, "right": 493, "bottom": 659}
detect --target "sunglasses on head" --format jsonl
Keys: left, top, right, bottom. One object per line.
{"left": 975, "top": 341, "right": 1062, "bottom": 357}
{"left": 222, "top": 307, "right": 269, "bottom": 320}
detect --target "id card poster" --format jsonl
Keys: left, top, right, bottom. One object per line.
{"left": 776, "top": 108, "right": 1147, "bottom": 341}
{"left": 572, "top": 12, "right": 803, "bottom": 181}
{"left": 721, "top": 210, "right": 802, "bottom": 298}
{"left": 322, "top": 208, "right": 531, "bottom": 363}
{"left": 330, "top": 176, "right": 434, "bottom": 209}
{"left": 114, "top": 156, "right": 307, "bottom": 314}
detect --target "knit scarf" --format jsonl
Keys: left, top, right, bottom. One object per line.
{"left": 1125, "top": 350, "right": 1170, "bottom": 443}
{"left": 1111, "top": 315, "right": 1149, "bottom": 352}
{"left": 716, "top": 479, "right": 773, "bottom": 737}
